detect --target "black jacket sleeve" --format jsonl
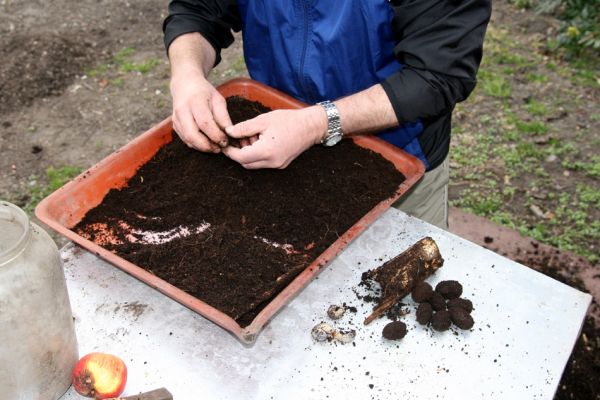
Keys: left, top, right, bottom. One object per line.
{"left": 381, "top": 0, "right": 492, "bottom": 123}
{"left": 163, "top": 0, "right": 241, "bottom": 65}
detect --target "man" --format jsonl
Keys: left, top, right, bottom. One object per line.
{"left": 163, "top": 0, "right": 491, "bottom": 229}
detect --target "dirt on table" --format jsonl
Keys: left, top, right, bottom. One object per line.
{"left": 75, "top": 97, "right": 406, "bottom": 326}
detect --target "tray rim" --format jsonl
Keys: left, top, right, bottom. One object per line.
{"left": 36, "top": 77, "right": 425, "bottom": 344}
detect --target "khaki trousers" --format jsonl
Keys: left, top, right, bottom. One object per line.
{"left": 392, "top": 156, "right": 449, "bottom": 230}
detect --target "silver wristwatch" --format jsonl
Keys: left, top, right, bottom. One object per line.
{"left": 317, "top": 100, "right": 343, "bottom": 147}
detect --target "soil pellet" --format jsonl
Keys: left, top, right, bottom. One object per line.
{"left": 411, "top": 281, "right": 434, "bottom": 303}
{"left": 382, "top": 321, "right": 407, "bottom": 340}
{"left": 450, "top": 307, "right": 475, "bottom": 330}
{"left": 435, "top": 280, "right": 463, "bottom": 299}
{"left": 416, "top": 302, "right": 433, "bottom": 325}
{"left": 431, "top": 310, "right": 452, "bottom": 332}
{"left": 429, "top": 291, "right": 447, "bottom": 311}
{"left": 447, "top": 298, "right": 473, "bottom": 313}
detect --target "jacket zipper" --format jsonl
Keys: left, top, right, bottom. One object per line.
{"left": 297, "top": 0, "right": 311, "bottom": 102}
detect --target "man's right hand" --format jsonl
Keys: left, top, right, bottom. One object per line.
{"left": 170, "top": 72, "right": 231, "bottom": 153}
{"left": 168, "top": 32, "right": 233, "bottom": 153}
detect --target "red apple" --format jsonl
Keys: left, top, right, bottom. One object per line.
{"left": 72, "top": 352, "right": 127, "bottom": 399}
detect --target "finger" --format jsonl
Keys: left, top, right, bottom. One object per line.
{"left": 222, "top": 142, "right": 267, "bottom": 165}
{"left": 225, "top": 115, "right": 266, "bottom": 139}
{"left": 240, "top": 160, "right": 274, "bottom": 170}
{"left": 178, "top": 108, "right": 220, "bottom": 153}
{"left": 211, "top": 94, "right": 233, "bottom": 131}
{"left": 249, "top": 135, "right": 259, "bottom": 145}
{"left": 240, "top": 138, "right": 251, "bottom": 148}
{"left": 192, "top": 103, "right": 228, "bottom": 148}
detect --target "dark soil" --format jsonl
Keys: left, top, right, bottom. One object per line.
{"left": 75, "top": 97, "right": 406, "bottom": 326}
{"left": 0, "top": 33, "right": 99, "bottom": 114}
{"left": 385, "top": 302, "right": 409, "bottom": 321}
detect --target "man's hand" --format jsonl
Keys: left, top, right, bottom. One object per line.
{"left": 222, "top": 106, "right": 327, "bottom": 169}
{"left": 171, "top": 74, "right": 231, "bottom": 153}
{"left": 168, "top": 32, "right": 232, "bottom": 153}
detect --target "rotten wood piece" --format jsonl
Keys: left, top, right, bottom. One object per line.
{"left": 364, "top": 237, "right": 444, "bottom": 325}
{"left": 105, "top": 388, "right": 173, "bottom": 400}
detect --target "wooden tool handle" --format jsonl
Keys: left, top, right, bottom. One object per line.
{"left": 106, "top": 388, "right": 173, "bottom": 400}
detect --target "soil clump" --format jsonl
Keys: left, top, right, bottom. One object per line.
{"left": 411, "top": 281, "right": 434, "bottom": 303}
{"left": 382, "top": 321, "right": 407, "bottom": 340}
{"left": 447, "top": 298, "right": 473, "bottom": 313}
{"left": 431, "top": 310, "right": 452, "bottom": 332}
{"left": 449, "top": 307, "right": 474, "bottom": 330}
{"left": 416, "top": 302, "right": 433, "bottom": 325}
{"left": 435, "top": 280, "right": 463, "bottom": 299}
{"left": 429, "top": 292, "right": 447, "bottom": 311}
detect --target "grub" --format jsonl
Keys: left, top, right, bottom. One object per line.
{"left": 327, "top": 305, "right": 346, "bottom": 320}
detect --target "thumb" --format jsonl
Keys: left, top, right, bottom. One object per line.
{"left": 225, "top": 115, "right": 266, "bottom": 139}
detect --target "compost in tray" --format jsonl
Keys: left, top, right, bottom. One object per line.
{"left": 75, "top": 97, "right": 406, "bottom": 327}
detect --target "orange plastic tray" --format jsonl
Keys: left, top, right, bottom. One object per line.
{"left": 36, "top": 78, "right": 425, "bottom": 344}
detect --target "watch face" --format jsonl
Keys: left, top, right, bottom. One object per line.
{"left": 324, "top": 133, "right": 343, "bottom": 147}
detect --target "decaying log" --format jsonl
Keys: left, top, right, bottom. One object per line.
{"left": 363, "top": 237, "right": 444, "bottom": 325}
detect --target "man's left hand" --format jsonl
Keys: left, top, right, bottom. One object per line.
{"left": 222, "top": 106, "right": 327, "bottom": 169}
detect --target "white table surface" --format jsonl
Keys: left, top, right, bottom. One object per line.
{"left": 59, "top": 208, "right": 591, "bottom": 400}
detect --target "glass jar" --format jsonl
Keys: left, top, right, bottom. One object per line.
{"left": 0, "top": 201, "right": 78, "bottom": 400}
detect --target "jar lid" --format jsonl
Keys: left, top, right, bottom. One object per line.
{"left": 0, "top": 201, "right": 30, "bottom": 265}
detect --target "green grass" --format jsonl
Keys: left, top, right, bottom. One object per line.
{"left": 25, "top": 166, "right": 83, "bottom": 212}
{"left": 524, "top": 99, "right": 549, "bottom": 116}
{"left": 515, "top": 120, "right": 549, "bottom": 135}
{"left": 85, "top": 47, "right": 159, "bottom": 80}
{"left": 525, "top": 72, "right": 549, "bottom": 83}
{"left": 563, "top": 155, "right": 600, "bottom": 178}
{"left": 453, "top": 26, "right": 600, "bottom": 263}
{"left": 478, "top": 70, "right": 512, "bottom": 98}
{"left": 121, "top": 58, "right": 159, "bottom": 74}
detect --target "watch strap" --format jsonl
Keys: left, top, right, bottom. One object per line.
{"left": 317, "top": 100, "right": 343, "bottom": 146}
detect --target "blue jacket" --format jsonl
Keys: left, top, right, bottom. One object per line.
{"left": 164, "top": 0, "right": 492, "bottom": 170}
{"left": 237, "top": 0, "right": 427, "bottom": 166}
